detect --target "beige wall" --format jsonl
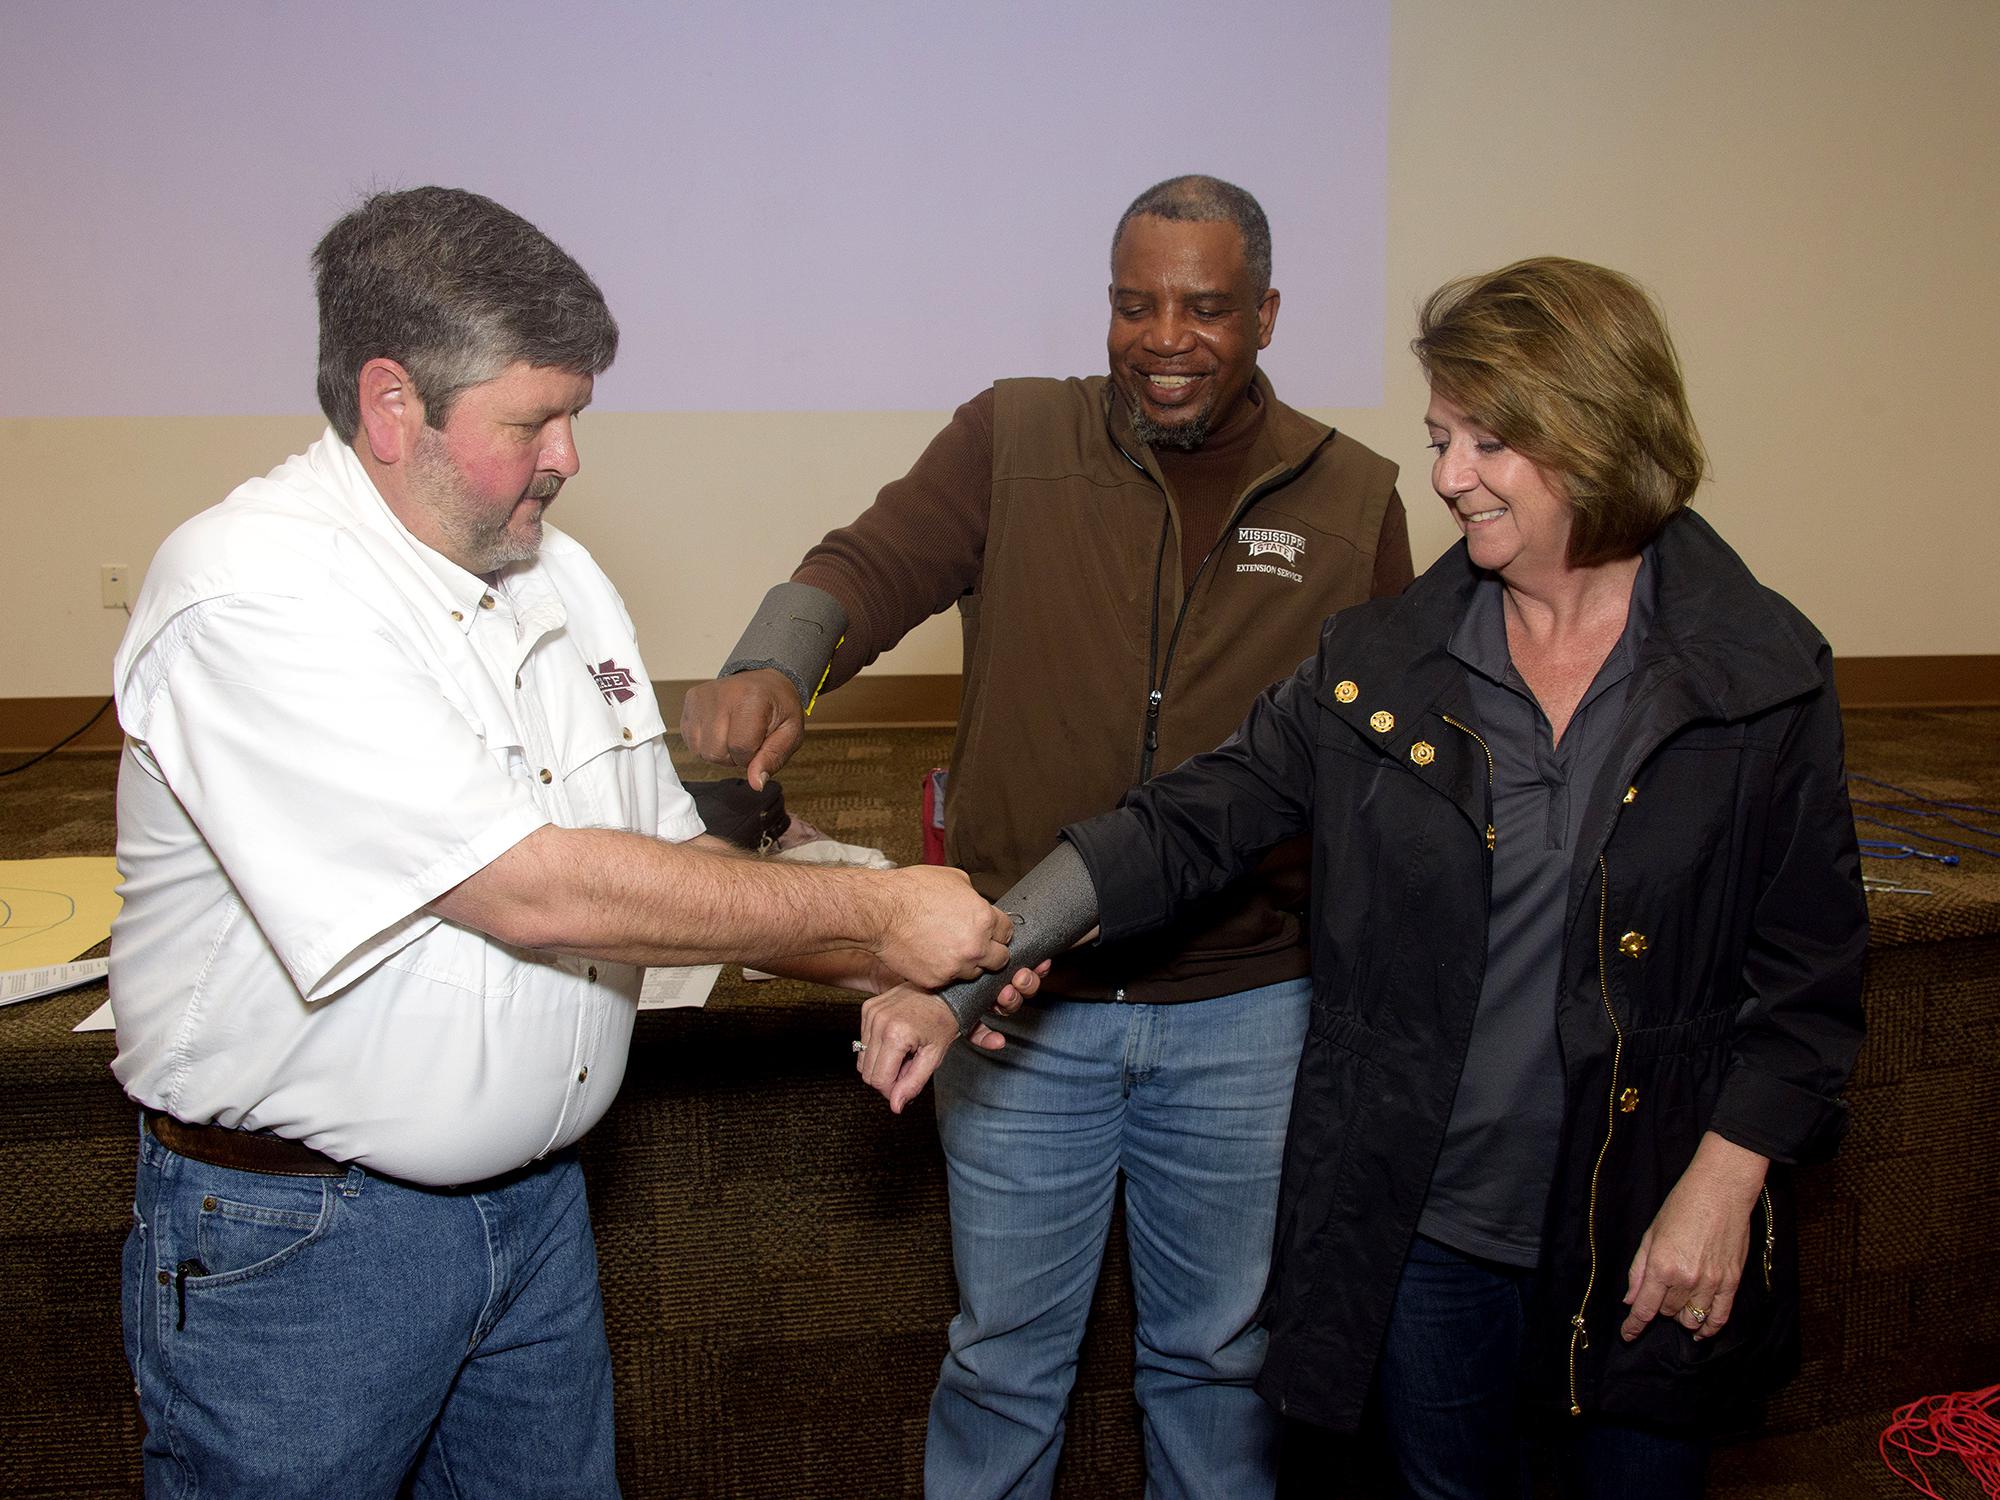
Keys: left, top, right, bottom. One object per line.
{"left": 6, "top": 0, "right": 1995, "bottom": 700}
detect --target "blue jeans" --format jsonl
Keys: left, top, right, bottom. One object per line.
{"left": 123, "top": 1120, "right": 619, "bottom": 1498}
{"left": 927, "top": 978, "right": 1311, "bottom": 1500}
{"left": 1375, "top": 1236, "right": 1708, "bottom": 1500}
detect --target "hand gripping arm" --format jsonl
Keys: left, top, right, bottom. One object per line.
{"left": 935, "top": 841, "right": 1099, "bottom": 1035}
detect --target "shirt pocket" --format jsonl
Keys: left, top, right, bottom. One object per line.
{"left": 560, "top": 713, "right": 664, "bottom": 831}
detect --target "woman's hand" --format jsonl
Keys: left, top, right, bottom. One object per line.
{"left": 1621, "top": 1131, "right": 1770, "bottom": 1342}
{"left": 855, "top": 962, "right": 1047, "bottom": 1113}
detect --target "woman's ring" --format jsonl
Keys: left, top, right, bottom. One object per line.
{"left": 1685, "top": 1305, "right": 1708, "bottom": 1326}
{"left": 851, "top": 1040, "right": 867, "bottom": 1055}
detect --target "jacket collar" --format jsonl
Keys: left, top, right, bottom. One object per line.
{"left": 1327, "top": 508, "right": 1821, "bottom": 721}
{"left": 1619, "top": 508, "right": 1825, "bottom": 721}
{"left": 1313, "top": 508, "right": 1827, "bottom": 837}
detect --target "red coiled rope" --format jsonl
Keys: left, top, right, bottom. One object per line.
{"left": 1881, "top": 1384, "right": 2000, "bottom": 1497}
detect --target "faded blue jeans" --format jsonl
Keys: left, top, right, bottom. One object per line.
{"left": 123, "top": 1120, "right": 619, "bottom": 1498}
{"left": 927, "top": 977, "right": 1311, "bottom": 1499}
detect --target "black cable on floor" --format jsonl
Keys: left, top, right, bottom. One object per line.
{"left": 0, "top": 696, "right": 114, "bottom": 778}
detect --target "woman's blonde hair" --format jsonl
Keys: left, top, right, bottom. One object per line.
{"left": 1414, "top": 257, "right": 1706, "bottom": 566}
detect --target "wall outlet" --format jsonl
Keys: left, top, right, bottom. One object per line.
{"left": 100, "top": 563, "right": 132, "bottom": 609}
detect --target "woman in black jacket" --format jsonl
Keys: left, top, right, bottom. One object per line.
{"left": 867, "top": 257, "right": 1867, "bottom": 1498}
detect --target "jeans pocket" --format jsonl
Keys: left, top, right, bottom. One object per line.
{"left": 193, "top": 1179, "right": 333, "bottom": 1282}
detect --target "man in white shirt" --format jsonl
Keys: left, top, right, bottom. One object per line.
{"left": 110, "top": 186, "right": 1015, "bottom": 1499}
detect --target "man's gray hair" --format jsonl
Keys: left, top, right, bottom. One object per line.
{"left": 313, "top": 186, "right": 619, "bottom": 443}
{"left": 1111, "top": 174, "right": 1273, "bottom": 294}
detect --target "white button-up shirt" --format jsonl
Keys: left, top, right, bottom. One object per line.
{"left": 109, "top": 430, "right": 703, "bottom": 1185}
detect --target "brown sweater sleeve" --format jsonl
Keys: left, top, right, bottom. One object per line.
{"left": 1371, "top": 487, "right": 1416, "bottom": 598}
{"left": 792, "top": 388, "right": 995, "bottom": 691}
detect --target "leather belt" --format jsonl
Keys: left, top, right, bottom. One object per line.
{"left": 145, "top": 1110, "right": 348, "bottom": 1178}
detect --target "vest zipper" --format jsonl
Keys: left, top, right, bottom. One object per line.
{"left": 1140, "top": 508, "right": 1172, "bottom": 779}
{"left": 1568, "top": 853, "right": 1626, "bottom": 1417}
{"left": 1138, "top": 468, "right": 1298, "bottom": 783}
{"left": 1440, "top": 714, "right": 1497, "bottom": 850}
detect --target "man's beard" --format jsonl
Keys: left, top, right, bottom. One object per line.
{"left": 409, "top": 431, "right": 558, "bottom": 575}
{"left": 1121, "top": 384, "right": 1213, "bottom": 452}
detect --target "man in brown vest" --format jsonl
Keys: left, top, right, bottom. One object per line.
{"left": 682, "top": 176, "right": 1413, "bottom": 1498}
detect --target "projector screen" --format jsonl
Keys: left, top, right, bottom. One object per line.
{"left": 2, "top": 0, "right": 1389, "bottom": 417}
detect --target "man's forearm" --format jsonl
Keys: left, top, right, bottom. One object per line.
{"left": 432, "top": 822, "right": 1011, "bottom": 991}
{"left": 748, "top": 947, "right": 892, "bottom": 993}
{"left": 436, "top": 824, "right": 911, "bottom": 968}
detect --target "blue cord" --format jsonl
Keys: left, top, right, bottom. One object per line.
{"left": 1848, "top": 775, "right": 1999, "bottom": 862}
{"left": 1849, "top": 774, "right": 2000, "bottom": 820}
{"left": 1857, "top": 838, "right": 1959, "bottom": 866}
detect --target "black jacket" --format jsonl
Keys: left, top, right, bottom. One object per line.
{"left": 1066, "top": 510, "right": 1867, "bottom": 1432}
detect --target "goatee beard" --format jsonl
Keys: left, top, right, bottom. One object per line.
{"left": 1123, "top": 389, "right": 1211, "bottom": 452}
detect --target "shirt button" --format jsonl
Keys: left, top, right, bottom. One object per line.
{"left": 1618, "top": 930, "right": 1649, "bottom": 958}
{"left": 515, "top": 674, "right": 523, "bottom": 689}
{"left": 539, "top": 769, "right": 553, "bottom": 784}
{"left": 450, "top": 610, "right": 464, "bottom": 623}
{"left": 479, "top": 594, "right": 496, "bottom": 610}
{"left": 621, "top": 727, "right": 633, "bottom": 741}
{"left": 577, "top": 1067, "right": 589, "bottom": 1083}
{"left": 587, "top": 965, "right": 598, "bottom": 982}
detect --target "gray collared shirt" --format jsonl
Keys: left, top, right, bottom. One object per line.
{"left": 1417, "top": 550, "right": 1659, "bottom": 1266}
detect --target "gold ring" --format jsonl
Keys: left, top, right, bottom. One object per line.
{"left": 1685, "top": 1305, "right": 1708, "bottom": 1326}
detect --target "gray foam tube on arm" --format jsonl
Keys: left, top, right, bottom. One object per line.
{"left": 937, "top": 841, "right": 1099, "bottom": 1035}
{"left": 719, "top": 582, "right": 848, "bottom": 707}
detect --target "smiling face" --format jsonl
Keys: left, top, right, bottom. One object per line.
{"left": 1424, "top": 389, "right": 1575, "bottom": 579}
{"left": 1107, "top": 215, "right": 1278, "bottom": 451}
{"left": 402, "top": 362, "right": 594, "bottom": 575}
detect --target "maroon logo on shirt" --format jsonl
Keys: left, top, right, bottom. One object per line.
{"left": 593, "top": 660, "right": 638, "bottom": 704}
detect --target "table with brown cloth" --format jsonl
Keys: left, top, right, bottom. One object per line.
{"left": 1, "top": 713, "right": 1994, "bottom": 1499}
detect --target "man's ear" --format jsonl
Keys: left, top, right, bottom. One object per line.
{"left": 1255, "top": 287, "right": 1280, "bottom": 351}
{"left": 356, "top": 358, "right": 425, "bottom": 465}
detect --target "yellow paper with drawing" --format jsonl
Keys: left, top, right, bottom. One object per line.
{"left": 0, "top": 857, "right": 123, "bottom": 969}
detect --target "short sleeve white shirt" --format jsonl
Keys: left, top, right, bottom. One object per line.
{"left": 109, "top": 430, "right": 704, "bottom": 1185}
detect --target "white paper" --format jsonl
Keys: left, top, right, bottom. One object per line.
{"left": 1, "top": 956, "right": 110, "bottom": 1006}
{"left": 74, "top": 999, "right": 116, "bottom": 1032}
{"left": 639, "top": 964, "right": 721, "bottom": 1010}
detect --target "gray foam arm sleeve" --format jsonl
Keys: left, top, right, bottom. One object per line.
{"left": 719, "top": 582, "right": 848, "bottom": 706}
{"left": 937, "top": 841, "right": 1100, "bottom": 1035}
